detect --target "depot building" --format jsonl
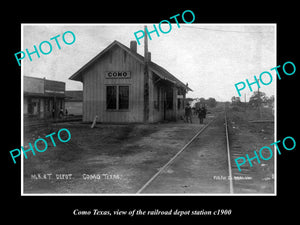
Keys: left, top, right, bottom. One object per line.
{"left": 69, "top": 40, "right": 191, "bottom": 123}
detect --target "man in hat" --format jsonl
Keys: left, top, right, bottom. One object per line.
{"left": 197, "top": 104, "right": 207, "bottom": 124}
{"left": 184, "top": 103, "right": 193, "bottom": 123}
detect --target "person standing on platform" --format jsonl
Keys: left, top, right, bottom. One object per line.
{"left": 184, "top": 103, "right": 193, "bottom": 123}
{"left": 198, "top": 105, "right": 206, "bottom": 124}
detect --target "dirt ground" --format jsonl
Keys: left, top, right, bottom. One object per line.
{"left": 135, "top": 106, "right": 275, "bottom": 194}
{"left": 141, "top": 113, "right": 233, "bottom": 194}
{"left": 23, "top": 105, "right": 275, "bottom": 194}
{"left": 23, "top": 118, "right": 205, "bottom": 194}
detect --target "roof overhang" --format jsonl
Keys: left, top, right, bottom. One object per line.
{"left": 69, "top": 40, "right": 193, "bottom": 92}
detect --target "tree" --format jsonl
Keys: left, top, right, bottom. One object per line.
{"left": 266, "top": 95, "right": 274, "bottom": 108}
{"left": 199, "top": 98, "right": 205, "bottom": 104}
{"left": 249, "top": 91, "right": 267, "bottom": 108}
{"left": 231, "top": 96, "right": 241, "bottom": 105}
{"left": 206, "top": 97, "right": 217, "bottom": 108}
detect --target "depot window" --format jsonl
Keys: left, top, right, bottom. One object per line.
{"left": 106, "top": 85, "right": 129, "bottom": 110}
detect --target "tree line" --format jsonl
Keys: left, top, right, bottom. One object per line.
{"left": 231, "top": 91, "right": 274, "bottom": 108}
{"left": 186, "top": 97, "right": 217, "bottom": 108}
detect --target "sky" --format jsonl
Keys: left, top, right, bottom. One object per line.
{"left": 22, "top": 24, "right": 276, "bottom": 102}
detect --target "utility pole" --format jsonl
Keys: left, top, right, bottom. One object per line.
{"left": 144, "top": 25, "right": 149, "bottom": 122}
{"left": 257, "top": 79, "right": 262, "bottom": 119}
{"left": 244, "top": 93, "right": 247, "bottom": 110}
{"left": 253, "top": 27, "right": 262, "bottom": 120}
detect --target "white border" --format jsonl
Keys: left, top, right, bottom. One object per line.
{"left": 21, "top": 24, "right": 24, "bottom": 195}
{"left": 21, "top": 23, "right": 277, "bottom": 196}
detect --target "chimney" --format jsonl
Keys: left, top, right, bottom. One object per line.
{"left": 130, "top": 40, "right": 137, "bottom": 52}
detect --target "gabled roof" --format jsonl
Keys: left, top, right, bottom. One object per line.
{"left": 69, "top": 40, "right": 192, "bottom": 91}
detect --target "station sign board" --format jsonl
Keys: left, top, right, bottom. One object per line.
{"left": 105, "top": 71, "right": 131, "bottom": 79}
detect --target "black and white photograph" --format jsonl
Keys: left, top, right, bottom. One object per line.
{"left": 3, "top": 4, "right": 299, "bottom": 223}
{"left": 21, "top": 23, "right": 276, "bottom": 195}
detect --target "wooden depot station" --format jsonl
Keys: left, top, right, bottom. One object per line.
{"left": 69, "top": 38, "right": 191, "bottom": 123}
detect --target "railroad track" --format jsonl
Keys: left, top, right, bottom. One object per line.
{"left": 135, "top": 109, "right": 244, "bottom": 194}
{"left": 136, "top": 118, "right": 216, "bottom": 194}
{"left": 225, "top": 110, "right": 234, "bottom": 193}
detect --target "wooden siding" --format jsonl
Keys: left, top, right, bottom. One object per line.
{"left": 82, "top": 46, "right": 144, "bottom": 122}
{"left": 150, "top": 82, "right": 184, "bottom": 122}
{"left": 151, "top": 83, "right": 164, "bottom": 122}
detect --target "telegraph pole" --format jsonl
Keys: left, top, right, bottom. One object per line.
{"left": 257, "top": 79, "right": 262, "bottom": 119}
{"left": 144, "top": 25, "right": 149, "bottom": 122}
{"left": 244, "top": 93, "right": 247, "bottom": 110}
{"left": 254, "top": 27, "right": 262, "bottom": 120}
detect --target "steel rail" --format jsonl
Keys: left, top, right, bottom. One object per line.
{"left": 224, "top": 111, "right": 234, "bottom": 194}
{"left": 136, "top": 118, "right": 215, "bottom": 194}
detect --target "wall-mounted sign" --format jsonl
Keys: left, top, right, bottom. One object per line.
{"left": 105, "top": 71, "right": 131, "bottom": 79}
{"left": 45, "top": 90, "right": 65, "bottom": 94}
